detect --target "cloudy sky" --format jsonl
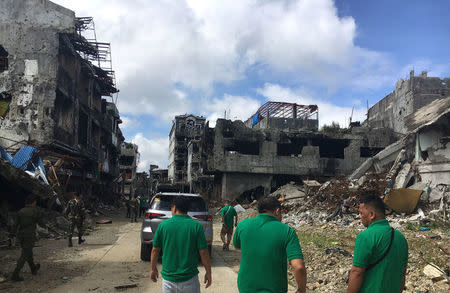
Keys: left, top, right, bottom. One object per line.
{"left": 52, "top": 0, "right": 450, "bottom": 171}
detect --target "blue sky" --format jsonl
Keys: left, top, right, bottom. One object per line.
{"left": 53, "top": 0, "right": 450, "bottom": 171}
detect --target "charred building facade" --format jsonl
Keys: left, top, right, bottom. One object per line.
{"left": 0, "top": 0, "right": 124, "bottom": 200}
{"left": 168, "top": 114, "right": 205, "bottom": 185}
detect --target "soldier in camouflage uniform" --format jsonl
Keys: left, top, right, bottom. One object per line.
{"left": 129, "top": 196, "right": 139, "bottom": 223}
{"left": 65, "top": 192, "right": 86, "bottom": 247}
{"left": 10, "top": 194, "right": 44, "bottom": 282}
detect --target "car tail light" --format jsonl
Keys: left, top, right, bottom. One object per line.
{"left": 194, "top": 215, "right": 212, "bottom": 221}
{"left": 145, "top": 212, "right": 164, "bottom": 219}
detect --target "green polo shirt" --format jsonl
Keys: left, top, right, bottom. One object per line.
{"left": 221, "top": 205, "right": 237, "bottom": 229}
{"left": 353, "top": 219, "right": 408, "bottom": 293}
{"left": 153, "top": 214, "right": 208, "bottom": 282}
{"left": 233, "top": 214, "right": 303, "bottom": 293}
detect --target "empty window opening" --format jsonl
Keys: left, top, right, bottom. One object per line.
{"left": 92, "top": 122, "right": 100, "bottom": 148}
{"left": 312, "top": 138, "right": 349, "bottom": 159}
{"left": 78, "top": 112, "right": 88, "bottom": 146}
{"left": 360, "top": 147, "right": 384, "bottom": 158}
{"left": 222, "top": 127, "right": 234, "bottom": 138}
{"left": 277, "top": 138, "right": 307, "bottom": 156}
{"left": 192, "top": 143, "right": 199, "bottom": 153}
{"left": 120, "top": 156, "right": 134, "bottom": 166}
{"left": 225, "top": 141, "right": 260, "bottom": 155}
{"left": 54, "top": 91, "right": 74, "bottom": 131}
{"left": 0, "top": 45, "right": 8, "bottom": 72}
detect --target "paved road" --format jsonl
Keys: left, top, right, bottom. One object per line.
{"left": 49, "top": 222, "right": 239, "bottom": 293}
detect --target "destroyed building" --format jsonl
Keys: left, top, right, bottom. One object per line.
{"left": 245, "top": 102, "right": 319, "bottom": 131}
{"left": 135, "top": 172, "right": 150, "bottom": 198}
{"left": 367, "top": 70, "right": 450, "bottom": 134}
{"left": 168, "top": 114, "right": 205, "bottom": 186}
{"left": 119, "top": 143, "right": 139, "bottom": 198}
{"left": 184, "top": 101, "right": 397, "bottom": 200}
{"left": 0, "top": 0, "right": 124, "bottom": 202}
{"left": 351, "top": 96, "right": 450, "bottom": 190}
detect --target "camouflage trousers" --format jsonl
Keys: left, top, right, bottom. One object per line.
{"left": 68, "top": 219, "right": 84, "bottom": 239}
{"left": 13, "top": 236, "right": 37, "bottom": 275}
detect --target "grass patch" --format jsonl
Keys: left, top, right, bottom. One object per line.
{"left": 297, "top": 229, "right": 353, "bottom": 249}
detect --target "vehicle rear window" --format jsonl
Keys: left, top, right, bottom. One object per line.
{"left": 151, "top": 195, "right": 207, "bottom": 212}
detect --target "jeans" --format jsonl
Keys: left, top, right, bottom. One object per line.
{"left": 162, "top": 275, "right": 200, "bottom": 293}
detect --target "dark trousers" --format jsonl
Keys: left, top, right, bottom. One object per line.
{"left": 126, "top": 206, "right": 130, "bottom": 218}
{"left": 130, "top": 208, "right": 137, "bottom": 222}
{"left": 68, "top": 219, "right": 84, "bottom": 239}
{"left": 139, "top": 207, "right": 145, "bottom": 218}
{"left": 13, "top": 237, "right": 36, "bottom": 275}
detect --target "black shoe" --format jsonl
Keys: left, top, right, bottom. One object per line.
{"left": 222, "top": 244, "right": 226, "bottom": 251}
{"left": 78, "top": 238, "right": 85, "bottom": 244}
{"left": 31, "top": 263, "right": 40, "bottom": 275}
{"left": 68, "top": 239, "right": 73, "bottom": 247}
{"left": 11, "top": 274, "right": 24, "bottom": 282}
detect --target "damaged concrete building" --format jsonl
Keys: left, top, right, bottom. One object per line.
{"left": 119, "top": 143, "right": 139, "bottom": 198}
{"left": 0, "top": 0, "right": 124, "bottom": 202}
{"left": 168, "top": 114, "right": 206, "bottom": 189}
{"left": 366, "top": 70, "right": 450, "bottom": 134}
{"left": 187, "top": 102, "right": 398, "bottom": 200}
{"left": 351, "top": 96, "right": 450, "bottom": 191}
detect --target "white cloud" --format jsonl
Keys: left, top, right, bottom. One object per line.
{"left": 120, "top": 116, "right": 141, "bottom": 130}
{"left": 201, "top": 94, "right": 261, "bottom": 127}
{"left": 51, "top": 0, "right": 378, "bottom": 119}
{"left": 130, "top": 133, "right": 169, "bottom": 172}
{"left": 257, "top": 83, "right": 367, "bottom": 128}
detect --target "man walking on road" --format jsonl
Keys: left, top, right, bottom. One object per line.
{"left": 150, "top": 196, "right": 212, "bottom": 293}
{"left": 10, "top": 194, "right": 44, "bottom": 281}
{"left": 220, "top": 200, "right": 237, "bottom": 251}
{"left": 66, "top": 192, "right": 86, "bottom": 247}
{"left": 347, "top": 193, "right": 408, "bottom": 293}
{"left": 233, "top": 196, "right": 307, "bottom": 293}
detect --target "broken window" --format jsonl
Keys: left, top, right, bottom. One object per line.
{"left": 360, "top": 147, "right": 384, "bottom": 158}
{"left": 192, "top": 143, "right": 199, "bottom": 153}
{"left": 312, "top": 138, "right": 349, "bottom": 159}
{"left": 277, "top": 138, "right": 307, "bottom": 156}
{"left": 0, "top": 45, "right": 8, "bottom": 72}
{"left": 54, "top": 91, "right": 74, "bottom": 131}
{"left": 225, "top": 141, "right": 260, "bottom": 155}
{"left": 120, "top": 156, "right": 134, "bottom": 166}
{"left": 92, "top": 122, "right": 100, "bottom": 148}
{"left": 78, "top": 111, "right": 88, "bottom": 146}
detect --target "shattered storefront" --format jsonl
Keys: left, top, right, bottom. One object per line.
{"left": 0, "top": 1, "right": 124, "bottom": 204}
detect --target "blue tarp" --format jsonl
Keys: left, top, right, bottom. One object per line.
{"left": 1, "top": 145, "right": 46, "bottom": 176}
{"left": 252, "top": 113, "right": 260, "bottom": 126}
{"left": 0, "top": 145, "right": 13, "bottom": 162}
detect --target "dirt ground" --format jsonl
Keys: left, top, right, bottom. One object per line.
{"left": 1, "top": 209, "right": 447, "bottom": 292}
{"left": 0, "top": 212, "right": 243, "bottom": 293}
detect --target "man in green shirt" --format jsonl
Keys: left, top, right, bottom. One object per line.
{"left": 348, "top": 193, "right": 408, "bottom": 293}
{"left": 150, "top": 196, "right": 211, "bottom": 293}
{"left": 233, "top": 196, "right": 307, "bottom": 293}
{"left": 220, "top": 200, "right": 238, "bottom": 251}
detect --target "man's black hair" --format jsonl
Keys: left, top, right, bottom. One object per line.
{"left": 258, "top": 196, "right": 281, "bottom": 213}
{"left": 172, "top": 196, "right": 190, "bottom": 213}
{"left": 25, "top": 194, "right": 38, "bottom": 205}
{"left": 360, "top": 191, "right": 385, "bottom": 216}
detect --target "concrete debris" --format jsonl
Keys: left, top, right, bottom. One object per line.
{"left": 423, "top": 264, "right": 447, "bottom": 283}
